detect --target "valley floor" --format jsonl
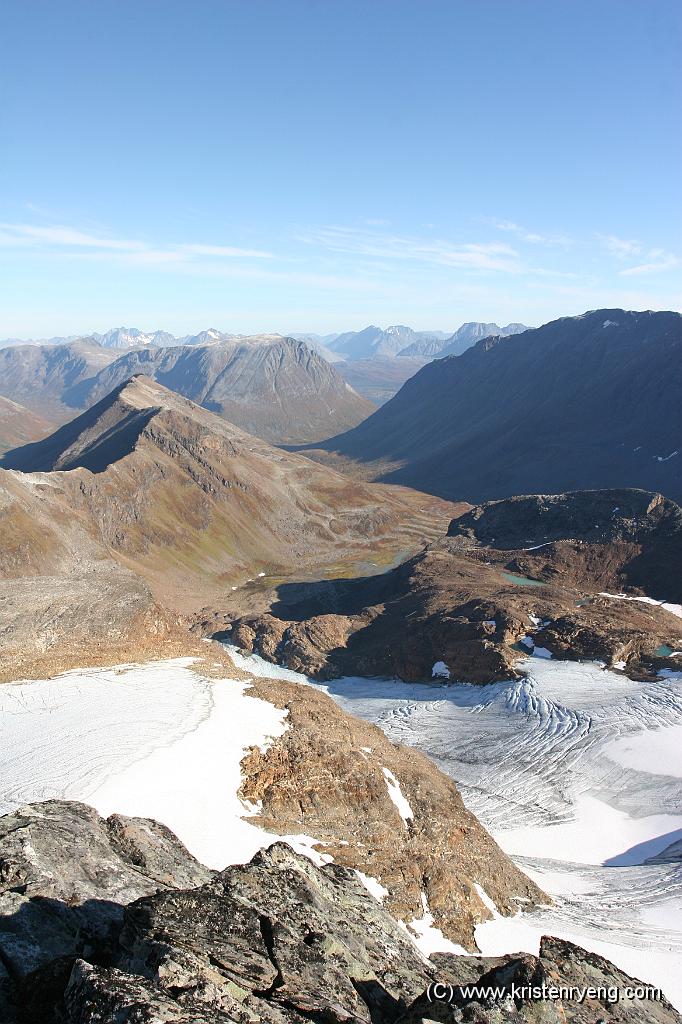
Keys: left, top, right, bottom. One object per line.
{"left": 1, "top": 647, "right": 681, "bottom": 1009}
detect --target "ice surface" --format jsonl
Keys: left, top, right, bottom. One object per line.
{"left": 0, "top": 659, "right": 327, "bottom": 870}
{"left": 300, "top": 655, "right": 682, "bottom": 1009}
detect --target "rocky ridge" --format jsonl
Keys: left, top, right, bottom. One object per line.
{"left": 0, "top": 801, "right": 677, "bottom": 1023}
{"left": 0, "top": 334, "right": 374, "bottom": 446}
{"left": 225, "top": 488, "right": 682, "bottom": 683}
{"left": 0, "top": 376, "right": 456, "bottom": 678}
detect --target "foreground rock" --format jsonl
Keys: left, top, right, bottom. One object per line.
{"left": 0, "top": 802, "right": 677, "bottom": 1023}
{"left": 225, "top": 489, "right": 682, "bottom": 683}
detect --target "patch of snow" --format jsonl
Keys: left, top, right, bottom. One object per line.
{"left": 600, "top": 592, "right": 682, "bottom": 620}
{"left": 355, "top": 870, "right": 389, "bottom": 902}
{"left": 474, "top": 882, "right": 500, "bottom": 916}
{"left": 408, "top": 891, "right": 469, "bottom": 956}
{"left": 602, "top": 320, "right": 619, "bottom": 328}
{"left": 483, "top": 619, "right": 496, "bottom": 627}
{"left": 606, "top": 725, "right": 682, "bottom": 780}
{"left": 529, "top": 614, "right": 541, "bottom": 626}
{"left": 382, "top": 767, "right": 414, "bottom": 825}
{"left": 431, "top": 660, "right": 450, "bottom": 679}
{"left": 520, "top": 636, "right": 534, "bottom": 649}
{"left": 360, "top": 746, "right": 373, "bottom": 753}
{"left": 532, "top": 646, "right": 553, "bottom": 659}
{"left": 257, "top": 572, "right": 266, "bottom": 577}
{"left": 0, "top": 659, "right": 329, "bottom": 871}
{"left": 655, "top": 451, "right": 679, "bottom": 462}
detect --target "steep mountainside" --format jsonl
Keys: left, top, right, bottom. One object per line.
{"left": 318, "top": 310, "right": 682, "bottom": 502}
{"left": 0, "top": 396, "right": 52, "bottom": 454}
{"left": 0, "top": 340, "right": 118, "bottom": 422}
{"left": 1, "top": 801, "right": 675, "bottom": 1023}
{"left": 228, "top": 488, "right": 682, "bottom": 684}
{"left": 26, "top": 335, "right": 374, "bottom": 444}
{"left": 0, "top": 376, "right": 455, "bottom": 673}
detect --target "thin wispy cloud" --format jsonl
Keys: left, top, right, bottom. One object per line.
{"left": 295, "top": 224, "right": 523, "bottom": 273}
{"left": 490, "top": 219, "right": 572, "bottom": 246}
{"left": 619, "top": 251, "right": 679, "bottom": 276}
{"left": 599, "top": 234, "right": 642, "bottom": 259}
{"left": 598, "top": 233, "right": 679, "bottom": 276}
{"left": 0, "top": 222, "right": 275, "bottom": 263}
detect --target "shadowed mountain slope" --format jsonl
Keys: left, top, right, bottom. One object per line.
{"left": 316, "top": 310, "right": 682, "bottom": 503}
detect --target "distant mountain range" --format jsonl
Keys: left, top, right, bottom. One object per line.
{"left": 2, "top": 321, "right": 528, "bottom": 359}
{"left": 291, "top": 322, "right": 527, "bottom": 363}
{"left": 292, "top": 322, "right": 528, "bottom": 402}
{"left": 0, "top": 335, "right": 373, "bottom": 446}
{"left": 0, "top": 321, "right": 530, "bottom": 410}
{"left": 315, "top": 309, "right": 682, "bottom": 503}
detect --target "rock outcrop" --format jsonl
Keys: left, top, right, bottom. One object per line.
{"left": 241, "top": 674, "right": 542, "bottom": 948}
{"left": 225, "top": 488, "right": 682, "bottom": 683}
{"left": 0, "top": 801, "right": 677, "bottom": 1023}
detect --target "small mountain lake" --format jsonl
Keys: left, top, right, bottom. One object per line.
{"left": 501, "top": 571, "right": 546, "bottom": 588}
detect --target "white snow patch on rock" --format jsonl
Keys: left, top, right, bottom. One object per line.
{"left": 355, "top": 870, "right": 389, "bottom": 902}
{"left": 431, "top": 660, "right": 451, "bottom": 679}
{"left": 382, "top": 767, "right": 414, "bottom": 825}
{"left": 600, "top": 592, "right": 682, "bottom": 620}
{"left": 407, "top": 891, "right": 469, "bottom": 956}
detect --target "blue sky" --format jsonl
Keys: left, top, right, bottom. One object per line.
{"left": 1, "top": 0, "right": 680, "bottom": 337}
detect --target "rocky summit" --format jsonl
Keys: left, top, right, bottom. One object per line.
{"left": 0, "top": 801, "right": 677, "bottom": 1024}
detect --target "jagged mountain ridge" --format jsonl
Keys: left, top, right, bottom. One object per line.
{"left": 316, "top": 309, "right": 682, "bottom": 502}
{"left": 0, "top": 375, "right": 455, "bottom": 673}
{"left": 400, "top": 320, "right": 528, "bottom": 358}
{"left": 0, "top": 335, "right": 374, "bottom": 445}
